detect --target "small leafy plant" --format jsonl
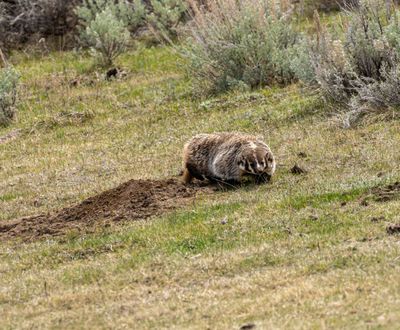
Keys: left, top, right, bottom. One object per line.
{"left": 0, "top": 63, "right": 19, "bottom": 126}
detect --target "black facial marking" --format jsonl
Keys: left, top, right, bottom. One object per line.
{"left": 245, "top": 160, "right": 250, "bottom": 172}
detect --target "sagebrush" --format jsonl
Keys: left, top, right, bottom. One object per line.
{"left": 83, "top": 7, "right": 131, "bottom": 66}
{"left": 180, "top": 0, "right": 300, "bottom": 95}
{"left": 0, "top": 66, "right": 19, "bottom": 126}
{"left": 75, "top": 0, "right": 146, "bottom": 36}
{"left": 304, "top": 0, "right": 400, "bottom": 125}
{"left": 147, "top": 0, "right": 188, "bottom": 42}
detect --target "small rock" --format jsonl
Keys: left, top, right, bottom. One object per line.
{"left": 386, "top": 224, "right": 400, "bottom": 235}
{"left": 221, "top": 217, "right": 228, "bottom": 225}
{"left": 69, "top": 78, "right": 79, "bottom": 87}
{"left": 291, "top": 164, "right": 307, "bottom": 175}
{"left": 309, "top": 215, "right": 319, "bottom": 221}
{"left": 106, "top": 67, "right": 119, "bottom": 80}
{"left": 371, "top": 216, "right": 385, "bottom": 223}
{"left": 240, "top": 324, "right": 256, "bottom": 330}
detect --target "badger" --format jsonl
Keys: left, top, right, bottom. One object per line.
{"left": 182, "top": 132, "right": 275, "bottom": 184}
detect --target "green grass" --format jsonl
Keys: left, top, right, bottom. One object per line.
{"left": 284, "top": 186, "right": 367, "bottom": 210}
{"left": 1, "top": 45, "right": 400, "bottom": 329}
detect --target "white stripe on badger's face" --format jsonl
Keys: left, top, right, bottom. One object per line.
{"left": 255, "top": 156, "right": 264, "bottom": 172}
{"left": 254, "top": 153, "right": 265, "bottom": 173}
{"left": 265, "top": 153, "right": 276, "bottom": 175}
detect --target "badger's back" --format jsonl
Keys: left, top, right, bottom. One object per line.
{"left": 182, "top": 133, "right": 260, "bottom": 182}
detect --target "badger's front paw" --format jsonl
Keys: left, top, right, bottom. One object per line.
{"left": 255, "top": 173, "right": 272, "bottom": 184}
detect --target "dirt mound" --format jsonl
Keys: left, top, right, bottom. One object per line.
{"left": 361, "top": 181, "right": 400, "bottom": 205}
{"left": 370, "top": 182, "right": 400, "bottom": 202}
{"left": 0, "top": 178, "right": 214, "bottom": 242}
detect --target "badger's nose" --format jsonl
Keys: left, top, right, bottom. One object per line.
{"left": 257, "top": 164, "right": 264, "bottom": 172}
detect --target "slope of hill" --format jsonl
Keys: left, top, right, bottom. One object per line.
{"left": 1, "top": 46, "right": 400, "bottom": 329}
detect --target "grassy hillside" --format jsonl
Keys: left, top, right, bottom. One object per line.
{"left": 1, "top": 46, "right": 400, "bottom": 329}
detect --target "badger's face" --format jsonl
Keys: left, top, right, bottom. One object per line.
{"left": 238, "top": 145, "right": 276, "bottom": 177}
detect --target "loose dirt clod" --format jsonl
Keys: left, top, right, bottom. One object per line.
{"left": 297, "top": 152, "right": 307, "bottom": 158}
{"left": 0, "top": 178, "right": 215, "bottom": 242}
{"left": 106, "top": 67, "right": 118, "bottom": 80}
{"left": 371, "top": 216, "right": 385, "bottom": 223}
{"left": 371, "top": 182, "right": 400, "bottom": 202}
{"left": 386, "top": 224, "right": 400, "bottom": 235}
{"left": 291, "top": 164, "right": 307, "bottom": 175}
{"left": 361, "top": 181, "right": 400, "bottom": 205}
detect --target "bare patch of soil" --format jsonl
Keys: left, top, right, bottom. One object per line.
{"left": 386, "top": 224, "right": 400, "bottom": 235}
{"left": 361, "top": 181, "right": 400, "bottom": 205}
{"left": 0, "top": 178, "right": 215, "bottom": 242}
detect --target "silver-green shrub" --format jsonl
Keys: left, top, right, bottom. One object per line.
{"left": 147, "top": 0, "right": 187, "bottom": 42}
{"left": 299, "top": 0, "right": 400, "bottom": 124}
{"left": 75, "top": 0, "right": 146, "bottom": 35}
{"left": 289, "top": 40, "right": 316, "bottom": 84}
{"left": 83, "top": 7, "right": 131, "bottom": 66}
{"left": 0, "top": 66, "right": 19, "bottom": 126}
{"left": 179, "top": 0, "right": 300, "bottom": 95}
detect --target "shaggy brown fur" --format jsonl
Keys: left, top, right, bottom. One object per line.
{"left": 182, "top": 133, "right": 275, "bottom": 184}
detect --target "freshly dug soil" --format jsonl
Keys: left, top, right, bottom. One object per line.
{"left": 370, "top": 182, "right": 400, "bottom": 202}
{"left": 291, "top": 164, "right": 307, "bottom": 175}
{"left": 0, "top": 178, "right": 215, "bottom": 242}
{"left": 361, "top": 181, "right": 400, "bottom": 205}
{"left": 386, "top": 224, "right": 400, "bottom": 235}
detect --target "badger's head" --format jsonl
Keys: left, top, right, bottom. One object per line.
{"left": 238, "top": 142, "right": 276, "bottom": 179}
